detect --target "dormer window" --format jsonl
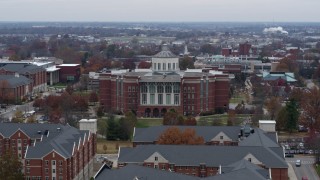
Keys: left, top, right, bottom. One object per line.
{"left": 248, "top": 158, "right": 252, "bottom": 162}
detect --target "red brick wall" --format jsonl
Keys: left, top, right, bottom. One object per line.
{"left": 271, "top": 168, "right": 288, "bottom": 180}
{"left": 9, "top": 130, "right": 30, "bottom": 159}
{"left": 24, "top": 133, "right": 96, "bottom": 180}
{"left": 57, "top": 65, "right": 81, "bottom": 83}
{"left": 99, "top": 73, "right": 230, "bottom": 116}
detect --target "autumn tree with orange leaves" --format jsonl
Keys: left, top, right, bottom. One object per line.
{"left": 157, "top": 127, "right": 204, "bottom": 145}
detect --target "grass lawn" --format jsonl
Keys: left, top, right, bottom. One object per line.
{"left": 136, "top": 118, "right": 163, "bottom": 128}
{"left": 198, "top": 114, "right": 251, "bottom": 126}
{"left": 316, "top": 164, "right": 320, "bottom": 177}
{"left": 96, "top": 138, "right": 133, "bottom": 154}
{"left": 230, "top": 92, "right": 246, "bottom": 104}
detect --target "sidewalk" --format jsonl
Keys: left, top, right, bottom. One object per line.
{"left": 288, "top": 163, "right": 298, "bottom": 180}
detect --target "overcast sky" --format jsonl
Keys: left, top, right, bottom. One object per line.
{"left": 0, "top": 0, "right": 319, "bottom": 22}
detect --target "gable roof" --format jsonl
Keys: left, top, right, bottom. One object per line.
{"left": 95, "top": 164, "right": 196, "bottom": 180}
{"left": 95, "top": 162, "right": 270, "bottom": 180}
{"left": 0, "top": 75, "right": 31, "bottom": 87}
{"left": 119, "top": 145, "right": 288, "bottom": 168}
{"left": 239, "top": 128, "right": 279, "bottom": 148}
{"left": 0, "top": 63, "right": 45, "bottom": 74}
{"left": 0, "top": 123, "right": 89, "bottom": 159}
{"left": 133, "top": 126, "right": 242, "bottom": 143}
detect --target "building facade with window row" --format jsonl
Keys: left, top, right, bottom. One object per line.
{"left": 0, "top": 123, "right": 96, "bottom": 180}
{"left": 99, "top": 46, "right": 230, "bottom": 116}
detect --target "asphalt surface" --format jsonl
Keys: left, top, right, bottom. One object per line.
{"left": 0, "top": 102, "right": 34, "bottom": 122}
{"left": 286, "top": 155, "right": 319, "bottom": 180}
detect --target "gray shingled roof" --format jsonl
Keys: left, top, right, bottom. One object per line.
{"left": 119, "top": 145, "right": 288, "bottom": 168}
{"left": 0, "top": 75, "right": 31, "bottom": 87}
{"left": 95, "top": 164, "right": 197, "bottom": 180}
{"left": 133, "top": 126, "right": 242, "bottom": 143}
{"left": 0, "top": 63, "right": 45, "bottom": 74}
{"left": 239, "top": 128, "right": 279, "bottom": 148}
{"left": 95, "top": 163, "right": 269, "bottom": 180}
{"left": 0, "top": 123, "right": 89, "bottom": 159}
{"left": 208, "top": 168, "right": 267, "bottom": 180}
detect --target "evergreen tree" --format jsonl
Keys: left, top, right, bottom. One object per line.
{"left": 286, "top": 99, "right": 299, "bottom": 133}
{"left": 106, "top": 116, "right": 119, "bottom": 140}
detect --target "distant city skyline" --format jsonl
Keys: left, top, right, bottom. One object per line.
{"left": 0, "top": 0, "right": 320, "bottom": 22}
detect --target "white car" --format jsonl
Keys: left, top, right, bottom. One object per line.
{"left": 295, "top": 159, "right": 301, "bottom": 167}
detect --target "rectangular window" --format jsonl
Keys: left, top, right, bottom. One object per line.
{"left": 157, "top": 85, "right": 163, "bottom": 93}
{"left": 45, "top": 160, "right": 49, "bottom": 166}
{"left": 173, "top": 63, "right": 175, "bottom": 70}
{"left": 163, "top": 63, "right": 166, "bottom": 70}
{"left": 141, "top": 85, "right": 148, "bottom": 93}
{"left": 26, "top": 168, "right": 30, "bottom": 174}
{"left": 149, "top": 85, "right": 156, "bottom": 93}
{"left": 165, "top": 85, "right": 172, "bottom": 93}
{"left": 174, "top": 94, "right": 179, "bottom": 105}
{"left": 154, "top": 165, "right": 158, "bottom": 169}
{"left": 162, "top": 165, "right": 166, "bottom": 170}
{"left": 52, "top": 160, "right": 56, "bottom": 165}
{"left": 158, "top": 63, "right": 161, "bottom": 70}
{"left": 45, "top": 177, "right": 49, "bottom": 180}
{"left": 66, "top": 76, "right": 75, "bottom": 81}
{"left": 153, "top": 63, "right": 156, "bottom": 70}
{"left": 26, "top": 160, "right": 30, "bottom": 165}
{"left": 166, "top": 94, "right": 171, "bottom": 105}
{"left": 142, "top": 94, "right": 147, "bottom": 104}
{"left": 158, "top": 94, "right": 163, "bottom": 105}
{"left": 168, "top": 63, "right": 171, "bottom": 70}
{"left": 173, "top": 83, "right": 180, "bottom": 93}
{"left": 150, "top": 94, "right": 155, "bottom": 104}
{"left": 59, "top": 160, "right": 63, "bottom": 166}
{"left": 18, "top": 139, "right": 21, "bottom": 143}
{"left": 220, "top": 136, "right": 223, "bottom": 140}
{"left": 52, "top": 169, "right": 55, "bottom": 173}
{"left": 45, "top": 168, "right": 48, "bottom": 174}
{"left": 59, "top": 177, "right": 63, "bottom": 180}
{"left": 155, "top": 156, "right": 158, "bottom": 161}
{"left": 59, "top": 168, "right": 63, "bottom": 174}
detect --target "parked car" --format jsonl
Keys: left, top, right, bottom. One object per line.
{"left": 295, "top": 159, "right": 301, "bottom": 167}
{"left": 285, "top": 153, "right": 294, "bottom": 158}
{"left": 302, "top": 176, "right": 308, "bottom": 180}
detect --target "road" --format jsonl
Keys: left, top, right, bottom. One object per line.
{"left": 0, "top": 102, "right": 34, "bottom": 122}
{"left": 286, "top": 155, "right": 319, "bottom": 180}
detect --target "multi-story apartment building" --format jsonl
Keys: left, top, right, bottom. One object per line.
{"left": 0, "top": 123, "right": 96, "bottom": 180}
{"left": 0, "top": 63, "right": 47, "bottom": 95}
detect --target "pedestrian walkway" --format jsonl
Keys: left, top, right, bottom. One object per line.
{"left": 287, "top": 163, "right": 298, "bottom": 180}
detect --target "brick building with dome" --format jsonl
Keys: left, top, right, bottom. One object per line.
{"left": 99, "top": 46, "right": 230, "bottom": 117}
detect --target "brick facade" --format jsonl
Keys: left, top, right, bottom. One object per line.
{"left": 0, "top": 124, "right": 96, "bottom": 180}
{"left": 99, "top": 72, "right": 229, "bottom": 117}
